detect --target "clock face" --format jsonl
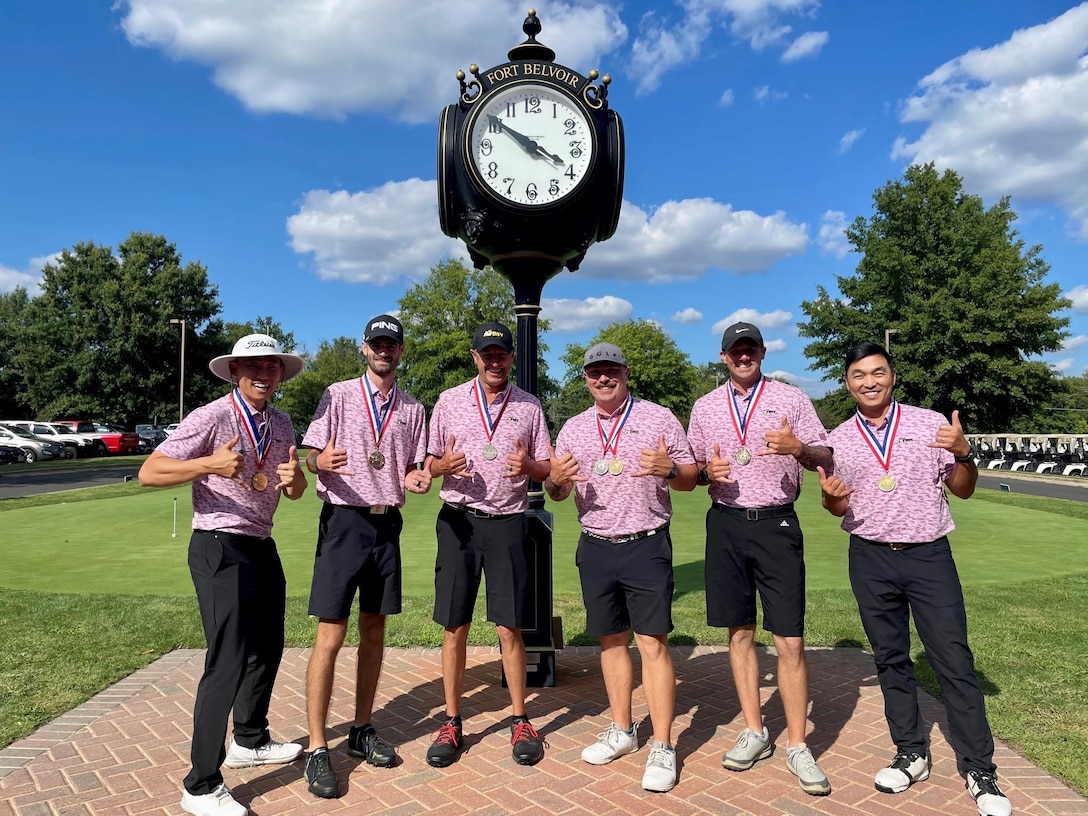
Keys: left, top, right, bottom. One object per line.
{"left": 465, "top": 82, "right": 595, "bottom": 208}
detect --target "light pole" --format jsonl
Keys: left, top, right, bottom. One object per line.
{"left": 169, "top": 318, "right": 186, "bottom": 422}
{"left": 884, "top": 327, "right": 899, "bottom": 351}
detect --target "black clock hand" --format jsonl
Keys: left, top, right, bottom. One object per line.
{"left": 487, "top": 116, "right": 565, "bottom": 164}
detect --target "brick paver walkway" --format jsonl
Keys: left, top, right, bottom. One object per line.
{"left": 1, "top": 646, "right": 1084, "bottom": 815}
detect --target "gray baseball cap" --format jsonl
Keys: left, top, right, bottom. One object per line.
{"left": 583, "top": 342, "right": 627, "bottom": 368}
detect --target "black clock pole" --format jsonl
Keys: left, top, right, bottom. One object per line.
{"left": 437, "top": 9, "right": 625, "bottom": 688}
{"left": 492, "top": 256, "right": 562, "bottom": 687}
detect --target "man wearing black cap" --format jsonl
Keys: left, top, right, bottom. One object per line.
{"left": 546, "top": 342, "right": 696, "bottom": 792}
{"left": 424, "top": 321, "right": 552, "bottom": 769}
{"left": 687, "top": 322, "right": 834, "bottom": 796}
{"left": 299, "top": 314, "right": 431, "bottom": 799}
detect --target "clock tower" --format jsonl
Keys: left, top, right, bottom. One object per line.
{"left": 437, "top": 10, "right": 625, "bottom": 687}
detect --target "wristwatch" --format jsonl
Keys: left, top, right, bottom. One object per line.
{"left": 666, "top": 463, "right": 680, "bottom": 480}
{"left": 954, "top": 447, "right": 976, "bottom": 463}
{"left": 698, "top": 466, "right": 710, "bottom": 485}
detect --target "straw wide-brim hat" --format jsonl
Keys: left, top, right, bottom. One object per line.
{"left": 209, "top": 333, "right": 305, "bottom": 382}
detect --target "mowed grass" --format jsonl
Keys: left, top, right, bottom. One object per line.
{"left": 1, "top": 479, "right": 1087, "bottom": 793}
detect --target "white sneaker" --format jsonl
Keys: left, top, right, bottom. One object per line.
{"left": 223, "top": 738, "right": 303, "bottom": 768}
{"left": 967, "top": 770, "right": 1013, "bottom": 816}
{"left": 581, "top": 723, "right": 638, "bottom": 765}
{"left": 875, "top": 750, "right": 931, "bottom": 793}
{"left": 641, "top": 741, "right": 677, "bottom": 792}
{"left": 181, "top": 784, "right": 247, "bottom": 816}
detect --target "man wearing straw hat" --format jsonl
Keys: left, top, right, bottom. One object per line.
{"left": 140, "top": 333, "right": 308, "bottom": 816}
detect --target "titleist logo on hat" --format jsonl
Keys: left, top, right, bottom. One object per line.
{"left": 244, "top": 338, "right": 278, "bottom": 350}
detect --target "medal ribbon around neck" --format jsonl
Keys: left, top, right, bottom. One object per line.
{"left": 596, "top": 396, "right": 634, "bottom": 457}
{"left": 727, "top": 376, "right": 766, "bottom": 450}
{"left": 360, "top": 375, "right": 398, "bottom": 450}
{"left": 473, "top": 377, "right": 512, "bottom": 444}
{"left": 231, "top": 388, "right": 273, "bottom": 469}
{"left": 855, "top": 400, "right": 901, "bottom": 473}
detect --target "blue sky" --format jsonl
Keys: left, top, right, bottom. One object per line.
{"left": 3, "top": 0, "right": 1087, "bottom": 396}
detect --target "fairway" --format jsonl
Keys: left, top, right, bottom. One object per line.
{"left": 3, "top": 480, "right": 1088, "bottom": 597}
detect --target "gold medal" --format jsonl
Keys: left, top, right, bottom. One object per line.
{"left": 251, "top": 472, "right": 268, "bottom": 491}
{"left": 594, "top": 459, "right": 610, "bottom": 476}
{"left": 877, "top": 473, "right": 897, "bottom": 493}
{"left": 734, "top": 447, "right": 752, "bottom": 465}
{"left": 608, "top": 459, "right": 624, "bottom": 476}
{"left": 368, "top": 450, "right": 386, "bottom": 469}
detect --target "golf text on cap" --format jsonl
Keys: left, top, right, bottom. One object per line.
{"left": 483, "top": 330, "right": 503, "bottom": 338}
{"left": 584, "top": 342, "right": 627, "bottom": 367}
{"left": 244, "top": 338, "right": 277, "bottom": 350}
{"left": 372, "top": 321, "right": 398, "bottom": 332}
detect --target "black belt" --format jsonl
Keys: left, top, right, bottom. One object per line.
{"left": 852, "top": 534, "right": 931, "bottom": 552}
{"left": 582, "top": 524, "right": 669, "bottom": 544}
{"left": 442, "top": 502, "right": 521, "bottom": 520}
{"left": 713, "top": 502, "right": 795, "bottom": 521}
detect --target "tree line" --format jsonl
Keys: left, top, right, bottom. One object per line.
{"left": 1, "top": 165, "right": 1083, "bottom": 434}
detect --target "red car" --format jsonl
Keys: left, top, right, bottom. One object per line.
{"left": 53, "top": 421, "right": 141, "bottom": 455}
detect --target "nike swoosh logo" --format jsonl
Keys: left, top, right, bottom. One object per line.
{"left": 736, "top": 328, "right": 747, "bottom": 333}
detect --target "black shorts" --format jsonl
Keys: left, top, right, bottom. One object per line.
{"left": 307, "top": 502, "right": 403, "bottom": 620}
{"left": 576, "top": 528, "right": 674, "bottom": 637}
{"left": 432, "top": 504, "right": 528, "bottom": 630}
{"left": 705, "top": 505, "right": 806, "bottom": 636}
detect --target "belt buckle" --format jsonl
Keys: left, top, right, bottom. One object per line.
{"left": 370, "top": 505, "right": 388, "bottom": 515}
{"left": 745, "top": 508, "right": 760, "bottom": 521}
{"left": 889, "top": 542, "right": 906, "bottom": 551}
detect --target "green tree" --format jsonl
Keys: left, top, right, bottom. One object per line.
{"left": 555, "top": 319, "right": 696, "bottom": 427}
{"left": 277, "top": 336, "right": 365, "bottom": 427}
{"left": 691, "top": 360, "right": 728, "bottom": 404}
{"left": 799, "top": 164, "right": 1070, "bottom": 432}
{"left": 0, "top": 287, "right": 32, "bottom": 418}
{"left": 397, "top": 259, "right": 555, "bottom": 410}
{"left": 13, "top": 233, "right": 223, "bottom": 426}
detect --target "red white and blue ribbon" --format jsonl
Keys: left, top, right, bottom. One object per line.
{"left": 473, "top": 377, "right": 512, "bottom": 443}
{"left": 360, "top": 375, "right": 398, "bottom": 448}
{"left": 727, "top": 376, "right": 766, "bottom": 449}
{"left": 855, "top": 400, "right": 900, "bottom": 472}
{"left": 231, "top": 388, "right": 272, "bottom": 467}
{"left": 596, "top": 396, "right": 634, "bottom": 457}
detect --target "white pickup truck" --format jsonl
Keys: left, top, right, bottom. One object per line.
{"left": 3, "top": 420, "right": 107, "bottom": 457}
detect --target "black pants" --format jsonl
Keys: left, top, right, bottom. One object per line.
{"left": 848, "top": 535, "right": 996, "bottom": 775}
{"left": 184, "top": 530, "right": 286, "bottom": 795}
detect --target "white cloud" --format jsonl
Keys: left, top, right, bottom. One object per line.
{"left": 764, "top": 369, "right": 831, "bottom": 397}
{"left": 0, "top": 254, "right": 55, "bottom": 294}
{"left": 1051, "top": 357, "right": 1076, "bottom": 372}
{"left": 782, "top": 30, "right": 828, "bottom": 62}
{"left": 838, "top": 128, "right": 864, "bottom": 154}
{"left": 764, "top": 338, "right": 787, "bottom": 353}
{"left": 818, "top": 210, "right": 851, "bottom": 257}
{"left": 891, "top": 4, "right": 1088, "bottom": 237}
{"left": 719, "top": 88, "right": 735, "bottom": 106}
{"left": 627, "top": 0, "right": 822, "bottom": 93}
{"left": 1063, "top": 334, "right": 1088, "bottom": 351}
{"left": 286, "top": 179, "right": 466, "bottom": 284}
{"left": 711, "top": 308, "right": 793, "bottom": 335}
{"left": 581, "top": 198, "right": 808, "bottom": 281}
{"left": 287, "top": 182, "right": 807, "bottom": 286}
{"left": 754, "top": 85, "right": 789, "bottom": 103}
{"left": 119, "top": 0, "right": 626, "bottom": 122}
{"left": 672, "top": 307, "right": 703, "bottom": 324}
{"left": 1067, "top": 285, "right": 1088, "bottom": 313}
{"left": 540, "top": 296, "right": 633, "bottom": 332}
